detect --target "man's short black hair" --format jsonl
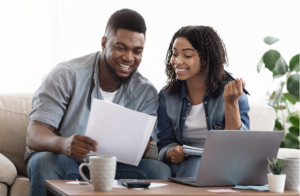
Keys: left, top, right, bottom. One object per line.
{"left": 105, "top": 9, "right": 146, "bottom": 36}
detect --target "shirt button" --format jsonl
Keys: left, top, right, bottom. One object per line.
{"left": 183, "top": 117, "right": 186, "bottom": 120}
{"left": 84, "top": 159, "right": 87, "bottom": 162}
{"left": 204, "top": 101, "right": 207, "bottom": 104}
{"left": 207, "top": 117, "right": 209, "bottom": 119}
{"left": 188, "top": 103, "right": 190, "bottom": 105}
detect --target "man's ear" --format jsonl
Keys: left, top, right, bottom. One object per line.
{"left": 101, "top": 36, "right": 107, "bottom": 51}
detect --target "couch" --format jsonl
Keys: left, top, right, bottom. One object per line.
{"left": 0, "top": 93, "right": 299, "bottom": 196}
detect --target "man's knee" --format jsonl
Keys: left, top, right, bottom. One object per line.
{"left": 27, "top": 152, "right": 63, "bottom": 180}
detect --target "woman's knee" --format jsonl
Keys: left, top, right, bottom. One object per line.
{"left": 139, "top": 159, "right": 171, "bottom": 179}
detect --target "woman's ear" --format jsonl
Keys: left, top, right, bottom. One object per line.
{"left": 101, "top": 36, "right": 107, "bottom": 51}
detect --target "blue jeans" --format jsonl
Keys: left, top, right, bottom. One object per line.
{"left": 27, "top": 152, "right": 171, "bottom": 196}
{"left": 169, "top": 156, "right": 201, "bottom": 177}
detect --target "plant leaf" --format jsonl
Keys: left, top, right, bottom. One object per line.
{"left": 273, "top": 69, "right": 284, "bottom": 79}
{"left": 274, "top": 119, "right": 283, "bottom": 131}
{"left": 263, "top": 50, "right": 281, "bottom": 72}
{"left": 275, "top": 56, "right": 288, "bottom": 75}
{"left": 263, "top": 36, "right": 280, "bottom": 45}
{"left": 287, "top": 74, "right": 300, "bottom": 101}
{"left": 289, "top": 54, "right": 300, "bottom": 72}
{"left": 283, "top": 93, "right": 297, "bottom": 105}
{"left": 289, "top": 114, "right": 299, "bottom": 127}
{"left": 289, "top": 126, "right": 299, "bottom": 137}
{"left": 257, "top": 58, "right": 264, "bottom": 73}
{"left": 285, "top": 133, "right": 300, "bottom": 149}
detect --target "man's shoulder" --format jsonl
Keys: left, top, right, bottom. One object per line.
{"left": 45, "top": 52, "right": 100, "bottom": 80}
{"left": 61, "top": 51, "right": 100, "bottom": 70}
{"left": 130, "top": 71, "right": 158, "bottom": 95}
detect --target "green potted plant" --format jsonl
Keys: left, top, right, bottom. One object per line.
{"left": 257, "top": 36, "right": 299, "bottom": 149}
{"left": 267, "top": 158, "right": 287, "bottom": 193}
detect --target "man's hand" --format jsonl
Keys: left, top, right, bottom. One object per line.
{"left": 61, "top": 135, "right": 98, "bottom": 158}
{"left": 167, "top": 146, "right": 188, "bottom": 164}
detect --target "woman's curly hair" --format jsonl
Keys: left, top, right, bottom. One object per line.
{"left": 164, "top": 26, "right": 228, "bottom": 99}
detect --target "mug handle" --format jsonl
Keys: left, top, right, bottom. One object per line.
{"left": 79, "top": 163, "right": 92, "bottom": 184}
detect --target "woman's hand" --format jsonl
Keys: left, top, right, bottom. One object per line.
{"left": 223, "top": 78, "right": 246, "bottom": 105}
{"left": 166, "top": 146, "right": 188, "bottom": 164}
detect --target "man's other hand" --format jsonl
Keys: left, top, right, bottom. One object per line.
{"left": 62, "top": 135, "right": 98, "bottom": 158}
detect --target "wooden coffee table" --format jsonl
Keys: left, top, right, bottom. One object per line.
{"left": 46, "top": 180, "right": 299, "bottom": 196}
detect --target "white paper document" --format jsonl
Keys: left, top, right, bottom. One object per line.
{"left": 85, "top": 99, "right": 157, "bottom": 166}
{"left": 66, "top": 180, "right": 168, "bottom": 190}
{"left": 181, "top": 145, "right": 203, "bottom": 156}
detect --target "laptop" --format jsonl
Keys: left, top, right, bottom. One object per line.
{"left": 168, "top": 130, "right": 283, "bottom": 187}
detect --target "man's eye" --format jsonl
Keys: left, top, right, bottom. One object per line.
{"left": 185, "top": 56, "right": 192, "bottom": 58}
{"left": 134, "top": 50, "right": 143, "bottom": 54}
{"left": 116, "top": 46, "right": 124, "bottom": 50}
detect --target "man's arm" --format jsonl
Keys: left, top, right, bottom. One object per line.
{"left": 26, "top": 120, "right": 98, "bottom": 158}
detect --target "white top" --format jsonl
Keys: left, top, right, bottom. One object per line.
{"left": 183, "top": 103, "right": 208, "bottom": 148}
{"left": 99, "top": 87, "right": 118, "bottom": 102}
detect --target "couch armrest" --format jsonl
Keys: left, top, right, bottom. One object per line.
{"left": 0, "top": 153, "right": 17, "bottom": 186}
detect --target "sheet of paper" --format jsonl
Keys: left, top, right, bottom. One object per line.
{"left": 112, "top": 180, "right": 168, "bottom": 189}
{"left": 248, "top": 186, "right": 269, "bottom": 191}
{"left": 66, "top": 180, "right": 168, "bottom": 190}
{"left": 85, "top": 99, "right": 156, "bottom": 166}
{"left": 207, "top": 189, "right": 240, "bottom": 193}
{"left": 233, "top": 185, "right": 269, "bottom": 191}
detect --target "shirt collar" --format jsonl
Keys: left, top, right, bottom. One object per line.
{"left": 178, "top": 80, "right": 211, "bottom": 100}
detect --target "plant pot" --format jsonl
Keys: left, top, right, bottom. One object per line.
{"left": 268, "top": 173, "right": 286, "bottom": 193}
{"left": 278, "top": 157, "right": 300, "bottom": 190}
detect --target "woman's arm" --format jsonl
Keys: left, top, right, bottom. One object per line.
{"left": 156, "top": 90, "right": 181, "bottom": 162}
{"left": 223, "top": 78, "right": 250, "bottom": 130}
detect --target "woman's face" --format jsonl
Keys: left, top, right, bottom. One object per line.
{"left": 171, "top": 37, "right": 202, "bottom": 81}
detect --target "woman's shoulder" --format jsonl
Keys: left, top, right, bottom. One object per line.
{"left": 158, "top": 85, "right": 180, "bottom": 100}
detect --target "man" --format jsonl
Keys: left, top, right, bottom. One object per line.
{"left": 26, "top": 9, "right": 171, "bottom": 196}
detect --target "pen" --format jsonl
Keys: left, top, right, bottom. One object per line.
{"left": 224, "top": 70, "right": 250, "bottom": 96}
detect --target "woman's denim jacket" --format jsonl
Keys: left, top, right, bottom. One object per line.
{"left": 156, "top": 78, "right": 250, "bottom": 162}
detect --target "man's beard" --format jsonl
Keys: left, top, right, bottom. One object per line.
{"left": 104, "top": 52, "right": 136, "bottom": 84}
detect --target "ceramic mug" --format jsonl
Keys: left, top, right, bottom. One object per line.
{"left": 79, "top": 156, "right": 117, "bottom": 191}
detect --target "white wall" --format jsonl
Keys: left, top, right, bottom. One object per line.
{"left": 0, "top": 0, "right": 299, "bottom": 103}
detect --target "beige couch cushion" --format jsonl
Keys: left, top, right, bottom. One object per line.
{"left": 278, "top": 148, "right": 300, "bottom": 158}
{"left": 249, "top": 102, "right": 276, "bottom": 131}
{"left": 0, "top": 94, "right": 32, "bottom": 177}
{"left": 0, "top": 154, "right": 17, "bottom": 185}
{"left": 0, "top": 182, "right": 7, "bottom": 196}
{"left": 8, "top": 175, "right": 30, "bottom": 196}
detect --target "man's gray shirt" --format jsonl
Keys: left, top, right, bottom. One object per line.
{"left": 28, "top": 51, "right": 158, "bottom": 160}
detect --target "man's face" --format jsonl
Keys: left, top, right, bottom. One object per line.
{"left": 102, "top": 29, "right": 145, "bottom": 80}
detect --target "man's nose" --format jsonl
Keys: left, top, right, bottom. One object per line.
{"left": 122, "top": 51, "right": 134, "bottom": 62}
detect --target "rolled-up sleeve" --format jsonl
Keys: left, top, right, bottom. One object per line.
{"left": 29, "top": 63, "right": 75, "bottom": 129}
{"left": 157, "top": 90, "right": 180, "bottom": 162}
{"left": 238, "top": 93, "right": 250, "bottom": 131}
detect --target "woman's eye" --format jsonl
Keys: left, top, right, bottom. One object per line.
{"left": 172, "top": 54, "right": 178, "bottom": 57}
{"left": 185, "top": 56, "right": 192, "bottom": 58}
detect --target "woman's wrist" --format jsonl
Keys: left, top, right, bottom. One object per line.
{"left": 164, "top": 148, "right": 173, "bottom": 163}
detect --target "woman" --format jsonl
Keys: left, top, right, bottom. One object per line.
{"left": 156, "top": 26, "right": 250, "bottom": 177}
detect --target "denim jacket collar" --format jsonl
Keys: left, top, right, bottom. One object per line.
{"left": 179, "top": 80, "right": 211, "bottom": 100}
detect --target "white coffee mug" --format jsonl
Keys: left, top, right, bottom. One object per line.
{"left": 79, "top": 156, "right": 117, "bottom": 191}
